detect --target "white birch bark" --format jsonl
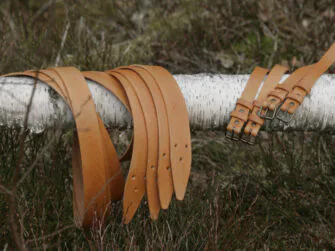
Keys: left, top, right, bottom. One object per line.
{"left": 0, "top": 74, "right": 335, "bottom": 132}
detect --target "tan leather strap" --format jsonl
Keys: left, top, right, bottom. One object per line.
{"left": 277, "top": 42, "right": 335, "bottom": 123}
{"left": 83, "top": 71, "right": 155, "bottom": 222}
{"left": 103, "top": 70, "right": 148, "bottom": 224}
{"left": 118, "top": 66, "right": 174, "bottom": 210}
{"left": 257, "top": 64, "right": 313, "bottom": 120}
{"left": 117, "top": 68, "right": 161, "bottom": 221}
{"left": 242, "top": 65, "right": 288, "bottom": 144}
{"left": 4, "top": 68, "right": 125, "bottom": 227}
{"left": 136, "top": 65, "right": 192, "bottom": 201}
{"left": 226, "top": 67, "right": 268, "bottom": 140}
{"left": 104, "top": 66, "right": 191, "bottom": 223}
{"left": 82, "top": 71, "right": 133, "bottom": 162}
{"left": 3, "top": 65, "right": 192, "bottom": 225}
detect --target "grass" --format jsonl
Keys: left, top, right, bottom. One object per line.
{"left": 1, "top": 129, "right": 334, "bottom": 249}
{"left": 0, "top": 0, "right": 334, "bottom": 249}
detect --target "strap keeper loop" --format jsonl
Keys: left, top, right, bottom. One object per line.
{"left": 236, "top": 98, "right": 253, "bottom": 110}
{"left": 294, "top": 80, "right": 312, "bottom": 94}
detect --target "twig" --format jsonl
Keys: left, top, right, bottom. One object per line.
{"left": 0, "top": 183, "right": 13, "bottom": 195}
{"left": 30, "top": 0, "right": 63, "bottom": 25}
{"left": 26, "top": 224, "right": 75, "bottom": 244}
{"left": 55, "top": 22, "right": 71, "bottom": 67}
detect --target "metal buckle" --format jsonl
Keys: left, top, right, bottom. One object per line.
{"left": 241, "top": 132, "right": 257, "bottom": 145}
{"left": 257, "top": 105, "right": 277, "bottom": 120}
{"left": 276, "top": 104, "right": 293, "bottom": 124}
{"left": 226, "top": 129, "right": 240, "bottom": 141}
{"left": 241, "top": 126, "right": 257, "bottom": 145}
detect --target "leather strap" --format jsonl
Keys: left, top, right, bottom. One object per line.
{"left": 84, "top": 70, "right": 161, "bottom": 221}
{"left": 116, "top": 68, "right": 161, "bottom": 221}
{"left": 277, "top": 42, "right": 335, "bottom": 123}
{"left": 104, "top": 70, "right": 148, "bottom": 224}
{"left": 226, "top": 67, "right": 268, "bottom": 140}
{"left": 82, "top": 71, "right": 133, "bottom": 162}
{"left": 3, "top": 65, "right": 193, "bottom": 225}
{"left": 242, "top": 65, "right": 288, "bottom": 144}
{"left": 103, "top": 66, "right": 191, "bottom": 223}
{"left": 257, "top": 64, "right": 313, "bottom": 120}
{"left": 4, "top": 68, "right": 125, "bottom": 227}
{"left": 134, "top": 65, "right": 192, "bottom": 202}
{"left": 117, "top": 66, "right": 174, "bottom": 210}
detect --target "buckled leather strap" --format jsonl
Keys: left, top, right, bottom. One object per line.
{"left": 257, "top": 64, "right": 313, "bottom": 120}
{"left": 4, "top": 68, "right": 125, "bottom": 227}
{"left": 242, "top": 65, "right": 288, "bottom": 144}
{"left": 277, "top": 42, "right": 335, "bottom": 123}
{"left": 226, "top": 67, "right": 268, "bottom": 140}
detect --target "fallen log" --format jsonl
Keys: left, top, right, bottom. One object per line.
{"left": 1, "top": 74, "right": 335, "bottom": 132}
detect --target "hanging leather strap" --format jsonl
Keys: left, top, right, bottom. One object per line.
{"left": 277, "top": 42, "right": 335, "bottom": 123}
{"left": 257, "top": 65, "right": 313, "bottom": 120}
{"left": 118, "top": 66, "right": 174, "bottom": 210}
{"left": 137, "top": 65, "right": 192, "bottom": 202}
{"left": 121, "top": 66, "right": 173, "bottom": 209}
{"left": 3, "top": 65, "right": 193, "bottom": 225}
{"left": 84, "top": 70, "right": 163, "bottom": 221}
{"left": 226, "top": 67, "right": 268, "bottom": 140}
{"left": 241, "top": 65, "right": 288, "bottom": 144}
{"left": 84, "top": 68, "right": 185, "bottom": 222}
{"left": 105, "top": 66, "right": 191, "bottom": 223}
{"left": 116, "top": 68, "right": 161, "bottom": 221}
{"left": 104, "top": 70, "right": 148, "bottom": 224}
{"left": 82, "top": 71, "right": 133, "bottom": 162}
{"left": 4, "top": 68, "right": 125, "bottom": 227}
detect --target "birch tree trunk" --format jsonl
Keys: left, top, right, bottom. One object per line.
{"left": 1, "top": 74, "right": 335, "bottom": 132}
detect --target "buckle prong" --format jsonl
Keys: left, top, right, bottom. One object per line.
{"left": 257, "top": 105, "right": 277, "bottom": 120}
